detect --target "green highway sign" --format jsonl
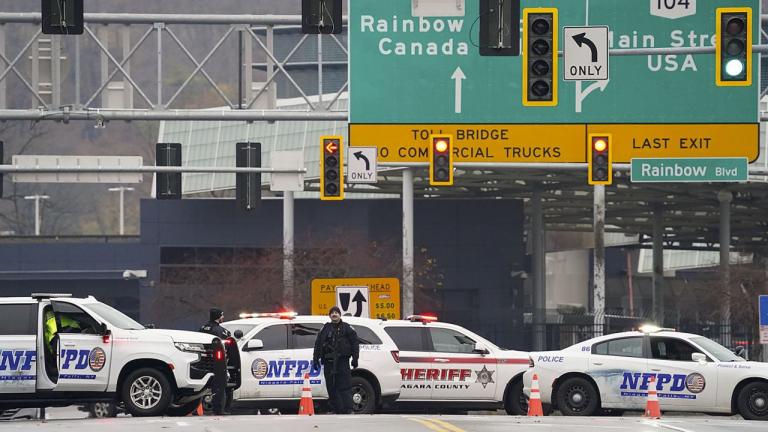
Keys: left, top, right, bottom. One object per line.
{"left": 630, "top": 157, "right": 749, "bottom": 183}
{"left": 349, "top": 0, "right": 759, "bottom": 124}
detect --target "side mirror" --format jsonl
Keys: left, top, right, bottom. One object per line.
{"left": 144, "top": 323, "right": 156, "bottom": 329}
{"left": 733, "top": 346, "right": 747, "bottom": 360}
{"left": 473, "top": 343, "right": 490, "bottom": 355}
{"left": 234, "top": 330, "right": 244, "bottom": 339}
{"left": 691, "top": 353, "right": 707, "bottom": 363}
{"left": 100, "top": 323, "right": 109, "bottom": 335}
{"left": 244, "top": 339, "right": 264, "bottom": 351}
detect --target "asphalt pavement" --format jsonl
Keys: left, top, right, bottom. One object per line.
{"left": 1, "top": 414, "right": 764, "bottom": 432}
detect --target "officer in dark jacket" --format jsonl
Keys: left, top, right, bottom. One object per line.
{"left": 313, "top": 306, "right": 359, "bottom": 414}
{"left": 199, "top": 308, "right": 231, "bottom": 415}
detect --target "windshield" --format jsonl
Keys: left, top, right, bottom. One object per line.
{"left": 85, "top": 302, "right": 144, "bottom": 330}
{"left": 691, "top": 336, "right": 745, "bottom": 362}
{"left": 223, "top": 323, "right": 257, "bottom": 339}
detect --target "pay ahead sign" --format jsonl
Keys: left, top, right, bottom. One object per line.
{"left": 563, "top": 26, "right": 609, "bottom": 81}
{"left": 312, "top": 278, "right": 400, "bottom": 320}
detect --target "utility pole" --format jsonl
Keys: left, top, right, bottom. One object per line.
{"left": 108, "top": 186, "right": 134, "bottom": 235}
{"left": 24, "top": 195, "right": 50, "bottom": 236}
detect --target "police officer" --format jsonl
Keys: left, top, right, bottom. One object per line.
{"left": 199, "top": 308, "right": 231, "bottom": 415}
{"left": 313, "top": 306, "right": 359, "bottom": 414}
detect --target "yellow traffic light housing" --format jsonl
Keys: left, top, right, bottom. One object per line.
{"left": 429, "top": 134, "right": 454, "bottom": 186}
{"left": 523, "top": 8, "right": 558, "bottom": 106}
{"left": 320, "top": 136, "right": 344, "bottom": 200}
{"left": 588, "top": 133, "right": 612, "bottom": 186}
{"left": 716, "top": 7, "right": 752, "bottom": 87}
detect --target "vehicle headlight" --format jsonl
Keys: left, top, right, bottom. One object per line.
{"left": 174, "top": 342, "right": 207, "bottom": 353}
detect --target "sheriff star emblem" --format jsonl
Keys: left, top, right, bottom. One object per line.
{"left": 475, "top": 366, "right": 495, "bottom": 389}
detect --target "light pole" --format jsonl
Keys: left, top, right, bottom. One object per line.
{"left": 108, "top": 186, "right": 134, "bottom": 235}
{"left": 23, "top": 194, "right": 50, "bottom": 236}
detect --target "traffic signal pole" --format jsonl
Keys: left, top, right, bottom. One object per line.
{"left": 718, "top": 190, "right": 733, "bottom": 347}
{"left": 402, "top": 168, "right": 414, "bottom": 318}
{"left": 283, "top": 191, "right": 295, "bottom": 308}
{"left": 652, "top": 204, "right": 665, "bottom": 325}
{"left": 593, "top": 185, "right": 605, "bottom": 337}
{"left": 531, "top": 188, "right": 546, "bottom": 350}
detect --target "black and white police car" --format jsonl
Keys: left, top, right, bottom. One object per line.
{"left": 524, "top": 325, "right": 768, "bottom": 420}
{"left": 380, "top": 315, "right": 530, "bottom": 414}
{"left": 222, "top": 312, "right": 401, "bottom": 414}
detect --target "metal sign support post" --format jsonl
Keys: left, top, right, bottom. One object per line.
{"left": 402, "top": 168, "right": 414, "bottom": 318}
{"left": 531, "top": 188, "right": 546, "bottom": 350}
{"left": 593, "top": 185, "right": 605, "bottom": 336}
{"left": 283, "top": 191, "right": 295, "bottom": 308}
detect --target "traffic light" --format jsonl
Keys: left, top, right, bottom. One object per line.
{"left": 716, "top": 8, "right": 752, "bottom": 87}
{"left": 320, "top": 136, "right": 344, "bottom": 200}
{"left": 523, "top": 8, "right": 558, "bottom": 106}
{"left": 302, "top": 0, "right": 342, "bottom": 34}
{"left": 588, "top": 134, "right": 612, "bottom": 186}
{"left": 429, "top": 135, "right": 453, "bottom": 186}
{"left": 479, "top": 0, "right": 520, "bottom": 56}
{"left": 41, "top": 0, "right": 84, "bottom": 35}
{"left": 236, "top": 142, "right": 261, "bottom": 211}
{"left": 156, "top": 143, "right": 182, "bottom": 200}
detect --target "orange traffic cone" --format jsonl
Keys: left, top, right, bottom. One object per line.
{"left": 188, "top": 400, "right": 204, "bottom": 416}
{"left": 527, "top": 373, "right": 544, "bottom": 416}
{"left": 298, "top": 373, "right": 315, "bottom": 416}
{"left": 644, "top": 376, "right": 661, "bottom": 419}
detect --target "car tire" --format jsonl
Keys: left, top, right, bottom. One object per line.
{"left": 504, "top": 380, "right": 527, "bottom": 415}
{"left": 556, "top": 377, "right": 600, "bottom": 416}
{"left": 351, "top": 376, "right": 376, "bottom": 414}
{"left": 737, "top": 381, "right": 768, "bottom": 421}
{"left": 164, "top": 399, "right": 202, "bottom": 417}
{"left": 88, "top": 402, "right": 118, "bottom": 418}
{"left": 121, "top": 368, "right": 173, "bottom": 417}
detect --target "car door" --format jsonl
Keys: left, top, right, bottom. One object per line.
{"left": 383, "top": 326, "right": 432, "bottom": 400}
{"left": 588, "top": 336, "right": 647, "bottom": 408}
{"left": 290, "top": 321, "right": 327, "bottom": 398}
{"left": 648, "top": 336, "right": 717, "bottom": 409}
{"left": 236, "top": 323, "right": 292, "bottom": 399}
{"left": 52, "top": 301, "right": 112, "bottom": 392}
{"left": 428, "top": 326, "right": 496, "bottom": 400}
{"left": 0, "top": 303, "right": 38, "bottom": 394}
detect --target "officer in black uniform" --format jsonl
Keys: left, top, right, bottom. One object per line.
{"left": 313, "top": 306, "right": 359, "bottom": 414}
{"left": 199, "top": 308, "right": 231, "bottom": 415}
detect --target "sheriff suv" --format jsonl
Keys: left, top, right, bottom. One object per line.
{"left": 222, "top": 312, "right": 401, "bottom": 414}
{"left": 379, "top": 315, "right": 530, "bottom": 414}
{"left": 0, "top": 294, "right": 232, "bottom": 417}
{"left": 524, "top": 326, "right": 768, "bottom": 420}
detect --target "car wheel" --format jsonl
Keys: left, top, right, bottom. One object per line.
{"left": 164, "top": 399, "right": 202, "bottom": 417}
{"left": 121, "top": 368, "right": 173, "bottom": 417}
{"left": 351, "top": 376, "right": 376, "bottom": 414}
{"left": 505, "top": 380, "right": 527, "bottom": 415}
{"left": 89, "top": 402, "right": 118, "bottom": 418}
{"left": 556, "top": 377, "right": 599, "bottom": 416}
{"left": 737, "top": 381, "right": 768, "bottom": 420}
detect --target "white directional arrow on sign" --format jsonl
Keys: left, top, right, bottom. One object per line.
{"left": 452, "top": 67, "right": 466, "bottom": 114}
{"left": 575, "top": 79, "right": 610, "bottom": 113}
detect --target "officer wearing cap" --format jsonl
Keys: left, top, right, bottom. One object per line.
{"left": 313, "top": 306, "right": 359, "bottom": 414}
{"left": 199, "top": 308, "right": 231, "bottom": 415}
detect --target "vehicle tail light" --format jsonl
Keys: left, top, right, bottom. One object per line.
{"left": 224, "top": 337, "right": 235, "bottom": 346}
{"left": 391, "top": 350, "right": 400, "bottom": 363}
{"left": 215, "top": 348, "right": 225, "bottom": 362}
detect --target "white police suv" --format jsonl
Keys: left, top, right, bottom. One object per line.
{"left": 379, "top": 315, "right": 530, "bottom": 414}
{"left": 524, "top": 326, "right": 768, "bottom": 420}
{"left": 0, "top": 294, "right": 233, "bottom": 417}
{"left": 223, "top": 312, "right": 401, "bottom": 414}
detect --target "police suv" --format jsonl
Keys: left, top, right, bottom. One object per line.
{"left": 524, "top": 326, "right": 768, "bottom": 420}
{"left": 222, "top": 312, "right": 401, "bottom": 414}
{"left": 379, "top": 315, "right": 530, "bottom": 414}
{"left": 0, "top": 294, "right": 232, "bottom": 417}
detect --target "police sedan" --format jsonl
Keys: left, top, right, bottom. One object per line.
{"left": 523, "top": 326, "right": 768, "bottom": 420}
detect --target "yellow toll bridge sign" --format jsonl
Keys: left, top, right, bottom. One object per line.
{"left": 349, "top": 124, "right": 758, "bottom": 164}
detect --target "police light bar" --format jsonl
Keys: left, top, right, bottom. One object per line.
{"left": 638, "top": 324, "right": 676, "bottom": 333}
{"left": 31, "top": 293, "right": 73, "bottom": 299}
{"left": 406, "top": 314, "right": 438, "bottom": 324}
{"left": 239, "top": 311, "right": 298, "bottom": 319}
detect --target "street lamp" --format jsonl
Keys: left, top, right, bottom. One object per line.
{"left": 23, "top": 195, "right": 50, "bottom": 236}
{"left": 108, "top": 186, "right": 134, "bottom": 235}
